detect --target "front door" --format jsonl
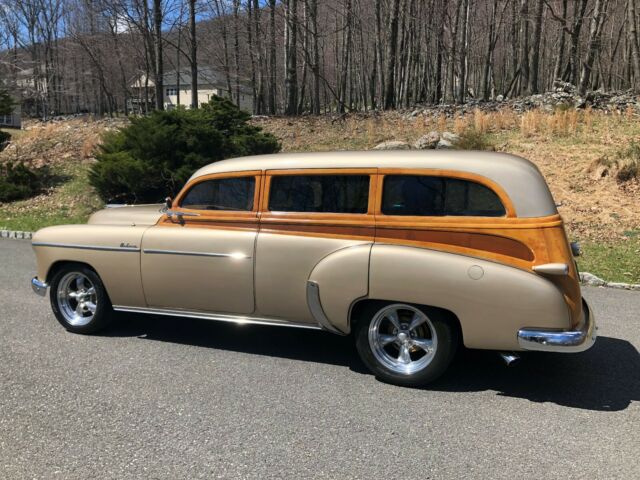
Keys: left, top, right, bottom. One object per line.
{"left": 141, "top": 171, "right": 261, "bottom": 314}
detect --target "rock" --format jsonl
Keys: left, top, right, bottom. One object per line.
{"left": 496, "top": 95, "right": 504, "bottom": 102}
{"left": 436, "top": 139, "right": 453, "bottom": 149}
{"left": 441, "top": 131, "right": 460, "bottom": 143}
{"left": 414, "top": 131, "right": 440, "bottom": 150}
{"left": 579, "top": 272, "right": 606, "bottom": 287}
{"left": 373, "top": 140, "right": 411, "bottom": 150}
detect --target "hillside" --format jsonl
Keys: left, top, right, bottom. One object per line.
{"left": 1, "top": 109, "right": 639, "bottom": 282}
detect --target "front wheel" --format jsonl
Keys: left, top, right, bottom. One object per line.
{"left": 49, "top": 264, "right": 113, "bottom": 334}
{"left": 355, "top": 303, "right": 458, "bottom": 387}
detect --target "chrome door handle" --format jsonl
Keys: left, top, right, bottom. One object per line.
{"left": 165, "top": 209, "right": 200, "bottom": 223}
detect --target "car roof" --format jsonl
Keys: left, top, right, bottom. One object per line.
{"left": 190, "top": 151, "right": 557, "bottom": 218}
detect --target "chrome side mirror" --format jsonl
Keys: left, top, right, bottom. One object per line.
{"left": 165, "top": 197, "right": 173, "bottom": 209}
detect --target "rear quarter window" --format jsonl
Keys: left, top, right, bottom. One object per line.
{"left": 382, "top": 175, "right": 505, "bottom": 217}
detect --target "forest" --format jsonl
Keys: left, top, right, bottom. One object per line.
{"left": 1, "top": 0, "right": 639, "bottom": 116}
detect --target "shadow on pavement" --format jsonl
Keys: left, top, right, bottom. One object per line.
{"left": 107, "top": 313, "right": 639, "bottom": 412}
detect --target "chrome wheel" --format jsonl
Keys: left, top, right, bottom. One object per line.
{"left": 56, "top": 272, "right": 98, "bottom": 327}
{"left": 368, "top": 304, "right": 438, "bottom": 375}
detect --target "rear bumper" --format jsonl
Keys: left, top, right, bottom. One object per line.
{"left": 31, "top": 277, "right": 48, "bottom": 297}
{"left": 517, "top": 298, "right": 596, "bottom": 353}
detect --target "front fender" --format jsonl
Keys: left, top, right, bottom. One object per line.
{"left": 32, "top": 224, "right": 148, "bottom": 307}
{"left": 369, "top": 244, "right": 571, "bottom": 351}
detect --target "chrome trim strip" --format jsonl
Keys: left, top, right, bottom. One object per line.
{"left": 518, "top": 298, "right": 596, "bottom": 353}
{"left": 142, "top": 249, "right": 251, "bottom": 259}
{"left": 31, "top": 277, "right": 48, "bottom": 297}
{"left": 31, "top": 242, "right": 140, "bottom": 252}
{"left": 306, "top": 280, "right": 347, "bottom": 335}
{"left": 112, "top": 305, "right": 322, "bottom": 331}
{"left": 532, "top": 263, "right": 569, "bottom": 276}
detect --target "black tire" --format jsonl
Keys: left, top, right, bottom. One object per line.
{"left": 49, "top": 263, "right": 113, "bottom": 334}
{"left": 354, "top": 302, "right": 458, "bottom": 387}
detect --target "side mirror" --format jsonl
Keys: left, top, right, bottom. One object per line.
{"left": 165, "top": 197, "right": 173, "bottom": 209}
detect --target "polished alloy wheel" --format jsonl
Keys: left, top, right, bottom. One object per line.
{"left": 368, "top": 304, "right": 438, "bottom": 375}
{"left": 56, "top": 272, "right": 98, "bottom": 327}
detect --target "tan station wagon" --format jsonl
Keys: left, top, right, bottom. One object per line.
{"left": 31, "top": 151, "right": 596, "bottom": 386}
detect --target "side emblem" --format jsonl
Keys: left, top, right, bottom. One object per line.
{"left": 120, "top": 242, "right": 138, "bottom": 249}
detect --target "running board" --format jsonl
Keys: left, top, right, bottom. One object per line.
{"left": 112, "top": 305, "right": 323, "bottom": 331}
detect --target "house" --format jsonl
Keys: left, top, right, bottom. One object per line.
{"left": 129, "top": 67, "right": 253, "bottom": 113}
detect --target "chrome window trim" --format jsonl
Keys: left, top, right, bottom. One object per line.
{"left": 31, "top": 242, "right": 140, "bottom": 252}
{"left": 142, "top": 249, "right": 251, "bottom": 259}
{"left": 112, "top": 305, "right": 322, "bottom": 331}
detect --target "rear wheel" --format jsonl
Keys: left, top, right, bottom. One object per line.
{"left": 355, "top": 303, "right": 457, "bottom": 387}
{"left": 49, "top": 264, "right": 113, "bottom": 334}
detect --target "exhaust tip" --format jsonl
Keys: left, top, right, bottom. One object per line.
{"left": 499, "top": 352, "right": 521, "bottom": 366}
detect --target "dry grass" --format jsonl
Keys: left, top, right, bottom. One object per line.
{"left": 253, "top": 107, "right": 640, "bottom": 242}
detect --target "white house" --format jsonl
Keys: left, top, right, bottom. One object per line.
{"left": 130, "top": 67, "right": 253, "bottom": 113}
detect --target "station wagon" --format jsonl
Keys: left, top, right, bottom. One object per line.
{"left": 31, "top": 151, "right": 596, "bottom": 386}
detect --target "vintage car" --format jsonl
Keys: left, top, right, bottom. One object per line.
{"left": 31, "top": 151, "right": 596, "bottom": 386}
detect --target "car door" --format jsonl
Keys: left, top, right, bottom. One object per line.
{"left": 254, "top": 169, "right": 376, "bottom": 323}
{"left": 140, "top": 171, "right": 261, "bottom": 314}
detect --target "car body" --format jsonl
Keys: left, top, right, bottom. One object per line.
{"left": 31, "top": 151, "right": 596, "bottom": 386}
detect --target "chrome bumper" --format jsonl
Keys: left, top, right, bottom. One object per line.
{"left": 517, "top": 299, "right": 596, "bottom": 353}
{"left": 31, "top": 277, "right": 48, "bottom": 297}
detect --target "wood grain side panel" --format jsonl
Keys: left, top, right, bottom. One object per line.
{"left": 376, "top": 228, "right": 534, "bottom": 262}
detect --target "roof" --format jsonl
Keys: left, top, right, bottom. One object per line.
{"left": 163, "top": 67, "right": 252, "bottom": 93}
{"left": 190, "top": 151, "right": 558, "bottom": 218}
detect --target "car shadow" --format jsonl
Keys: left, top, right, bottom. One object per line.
{"left": 107, "top": 313, "right": 639, "bottom": 412}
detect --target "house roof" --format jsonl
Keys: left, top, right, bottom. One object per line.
{"left": 189, "top": 151, "right": 558, "bottom": 218}
{"left": 130, "top": 66, "right": 252, "bottom": 94}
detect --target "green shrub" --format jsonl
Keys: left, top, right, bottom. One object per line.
{"left": 89, "top": 96, "right": 281, "bottom": 203}
{"left": 0, "top": 162, "right": 41, "bottom": 202}
{"left": 0, "top": 130, "right": 10, "bottom": 151}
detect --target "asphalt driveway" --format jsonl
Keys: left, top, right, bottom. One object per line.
{"left": 1, "top": 238, "right": 638, "bottom": 479}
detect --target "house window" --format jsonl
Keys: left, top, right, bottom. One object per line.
{"left": 166, "top": 88, "right": 178, "bottom": 96}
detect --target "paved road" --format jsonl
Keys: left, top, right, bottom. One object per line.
{"left": 1, "top": 238, "right": 638, "bottom": 479}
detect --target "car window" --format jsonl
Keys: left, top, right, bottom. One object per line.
{"left": 269, "top": 175, "right": 370, "bottom": 213}
{"left": 181, "top": 177, "right": 255, "bottom": 211}
{"left": 382, "top": 175, "right": 505, "bottom": 217}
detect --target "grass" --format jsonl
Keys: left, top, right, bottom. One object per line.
{"left": 0, "top": 162, "right": 102, "bottom": 232}
{"left": 579, "top": 237, "right": 640, "bottom": 283}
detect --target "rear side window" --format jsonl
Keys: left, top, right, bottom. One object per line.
{"left": 269, "top": 175, "right": 370, "bottom": 213}
{"left": 382, "top": 175, "right": 505, "bottom": 217}
{"left": 181, "top": 177, "right": 255, "bottom": 211}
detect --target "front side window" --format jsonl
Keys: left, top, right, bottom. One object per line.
{"left": 269, "top": 175, "right": 369, "bottom": 213}
{"left": 382, "top": 175, "right": 505, "bottom": 217}
{"left": 181, "top": 176, "right": 255, "bottom": 211}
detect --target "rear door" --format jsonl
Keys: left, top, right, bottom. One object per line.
{"left": 254, "top": 169, "right": 376, "bottom": 323}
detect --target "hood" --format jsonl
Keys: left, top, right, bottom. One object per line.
{"left": 88, "top": 204, "right": 164, "bottom": 226}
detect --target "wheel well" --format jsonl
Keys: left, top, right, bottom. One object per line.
{"left": 46, "top": 261, "right": 98, "bottom": 283}
{"left": 349, "top": 298, "right": 463, "bottom": 343}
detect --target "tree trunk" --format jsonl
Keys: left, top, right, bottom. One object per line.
{"left": 383, "top": 0, "right": 401, "bottom": 109}
{"left": 284, "top": 0, "right": 298, "bottom": 115}
{"left": 189, "top": 0, "right": 198, "bottom": 108}
{"left": 528, "top": 0, "right": 544, "bottom": 93}
{"left": 153, "top": 0, "right": 164, "bottom": 111}
{"left": 628, "top": 0, "right": 640, "bottom": 90}
{"left": 579, "top": 0, "right": 610, "bottom": 94}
